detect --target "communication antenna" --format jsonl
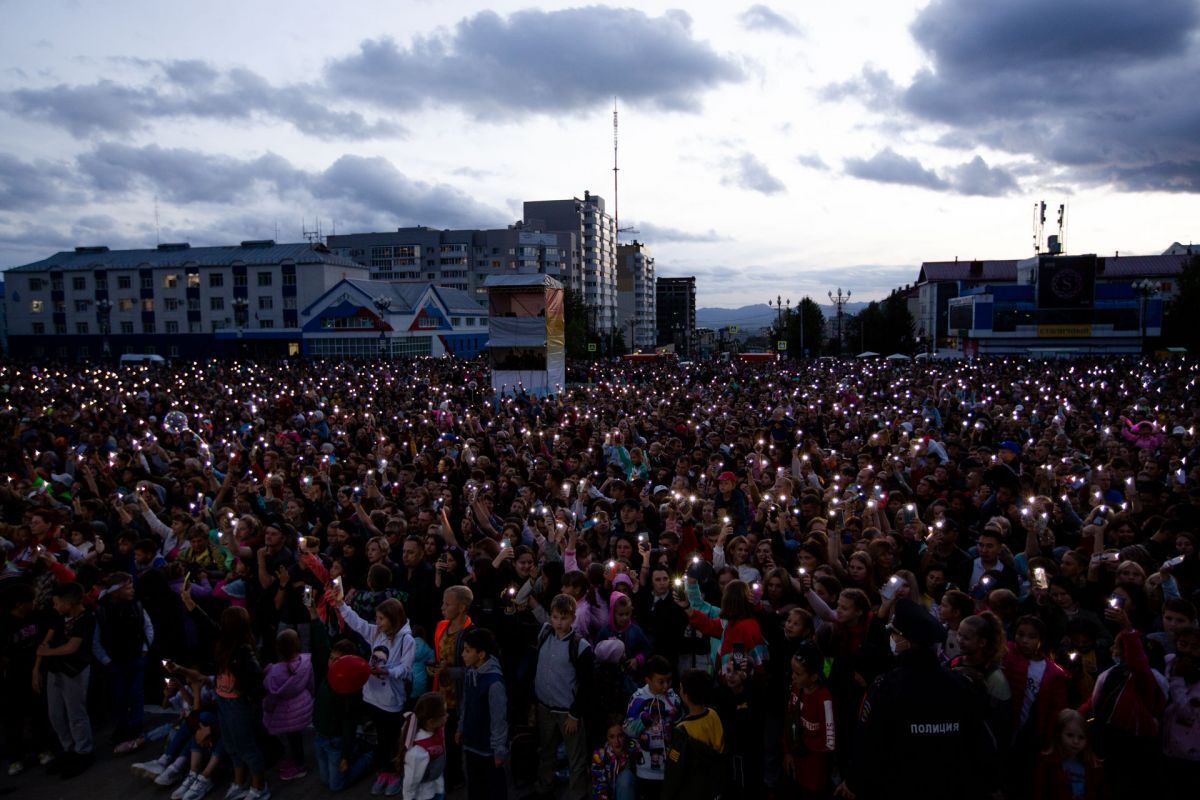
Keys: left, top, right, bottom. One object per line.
{"left": 1032, "top": 200, "right": 1046, "bottom": 254}
{"left": 612, "top": 99, "right": 638, "bottom": 241}
{"left": 154, "top": 195, "right": 161, "bottom": 246}
{"left": 302, "top": 217, "right": 324, "bottom": 245}
{"left": 1056, "top": 203, "right": 1068, "bottom": 253}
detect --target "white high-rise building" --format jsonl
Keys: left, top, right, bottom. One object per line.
{"left": 523, "top": 191, "right": 617, "bottom": 332}
{"left": 616, "top": 241, "right": 656, "bottom": 350}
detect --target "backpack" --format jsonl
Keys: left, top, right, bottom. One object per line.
{"left": 1088, "top": 663, "right": 1129, "bottom": 758}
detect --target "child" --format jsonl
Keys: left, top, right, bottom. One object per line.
{"left": 1, "top": 582, "right": 53, "bottom": 775}
{"left": 1003, "top": 615, "right": 1069, "bottom": 797}
{"left": 457, "top": 627, "right": 508, "bottom": 800}
{"left": 590, "top": 715, "right": 636, "bottom": 800}
{"left": 662, "top": 669, "right": 725, "bottom": 800}
{"left": 398, "top": 692, "right": 449, "bottom": 800}
{"left": 712, "top": 659, "right": 763, "bottom": 800}
{"left": 133, "top": 673, "right": 201, "bottom": 783}
{"left": 262, "top": 628, "right": 314, "bottom": 781}
{"left": 1033, "top": 709, "right": 1106, "bottom": 800}
{"left": 782, "top": 642, "right": 835, "bottom": 799}
{"left": 623, "top": 655, "right": 683, "bottom": 799}
{"left": 336, "top": 590, "right": 415, "bottom": 796}
{"left": 409, "top": 624, "right": 435, "bottom": 701}
{"left": 34, "top": 581, "right": 96, "bottom": 778}
{"left": 681, "top": 579, "right": 768, "bottom": 679}
{"left": 596, "top": 591, "right": 650, "bottom": 694}
{"left": 94, "top": 572, "right": 155, "bottom": 753}
{"left": 309, "top": 608, "right": 374, "bottom": 793}
{"left": 532, "top": 594, "right": 594, "bottom": 800}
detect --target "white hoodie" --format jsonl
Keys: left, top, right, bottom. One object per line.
{"left": 338, "top": 602, "right": 415, "bottom": 712}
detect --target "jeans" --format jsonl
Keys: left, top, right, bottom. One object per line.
{"left": 465, "top": 750, "right": 507, "bottom": 800}
{"left": 314, "top": 733, "right": 374, "bottom": 792}
{"left": 46, "top": 668, "right": 93, "bottom": 755}
{"left": 108, "top": 657, "right": 146, "bottom": 741}
{"left": 216, "top": 696, "right": 264, "bottom": 775}
{"left": 614, "top": 766, "right": 636, "bottom": 800}
{"left": 534, "top": 704, "right": 589, "bottom": 799}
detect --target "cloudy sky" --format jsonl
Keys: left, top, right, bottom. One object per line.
{"left": 1, "top": 0, "right": 1197, "bottom": 306}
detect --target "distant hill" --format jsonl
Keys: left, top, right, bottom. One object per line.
{"left": 697, "top": 301, "right": 868, "bottom": 336}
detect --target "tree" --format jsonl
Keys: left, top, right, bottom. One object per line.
{"left": 564, "top": 288, "right": 591, "bottom": 359}
{"left": 845, "top": 290, "right": 917, "bottom": 355}
{"left": 782, "top": 296, "right": 826, "bottom": 357}
{"left": 1164, "top": 255, "right": 1200, "bottom": 352}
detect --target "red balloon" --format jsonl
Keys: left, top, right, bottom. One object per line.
{"left": 328, "top": 655, "right": 370, "bottom": 695}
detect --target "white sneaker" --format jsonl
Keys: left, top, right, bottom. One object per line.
{"left": 6, "top": 761, "right": 24, "bottom": 776}
{"left": 156, "top": 762, "right": 187, "bottom": 787}
{"left": 224, "top": 784, "right": 249, "bottom": 800}
{"left": 183, "top": 775, "right": 214, "bottom": 800}
{"left": 171, "top": 771, "right": 200, "bottom": 800}
{"left": 38, "top": 751, "right": 55, "bottom": 766}
{"left": 243, "top": 785, "right": 271, "bottom": 800}
{"left": 132, "top": 759, "right": 166, "bottom": 778}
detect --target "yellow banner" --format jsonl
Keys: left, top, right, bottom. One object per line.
{"left": 1037, "top": 324, "right": 1092, "bottom": 338}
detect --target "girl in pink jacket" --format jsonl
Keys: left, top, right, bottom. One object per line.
{"left": 262, "top": 629, "right": 314, "bottom": 781}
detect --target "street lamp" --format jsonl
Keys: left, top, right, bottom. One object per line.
{"left": 231, "top": 297, "right": 249, "bottom": 357}
{"left": 1131, "top": 279, "right": 1162, "bottom": 354}
{"left": 95, "top": 298, "right": 112, "bottom": 359}
{"left": 373, "top": 295, "right": 392, "bottom": 359}
{"left": 828, "top": 287, "right": 851, "bottom": 356}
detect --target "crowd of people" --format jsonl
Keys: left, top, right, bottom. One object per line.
{"left": 1, "top": 355, "right": 1198, "bottom": 800}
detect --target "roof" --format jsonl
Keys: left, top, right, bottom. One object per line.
{"left": 1093, "top": 254, "right": 1189, "bottom": 277}
{"left": 6, "top": 241, "right": 364, "bottom": 272}
{"left": 305, "top": 279, "right": 484, "bottom": 316}
{"left": 483, "top": 274, "right": 563, "bottom": 289}
{"left": 918, "top": 253, "right": 1188, "bottom": 284}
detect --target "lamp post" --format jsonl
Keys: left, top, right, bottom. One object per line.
{"left": 231, "top": 297, "right": 249, "bottom": 357}
{"left": 828, "top": 287, "right": 851, "bottom": 356}
{"left": 373, "top": 295, "right": 393, "bottom": 359}
{"left": 95, "top": 299, "right": 112, "bottom": 359}
{"left": 1132, "top": 279, "right": 1161, "bottom": 354}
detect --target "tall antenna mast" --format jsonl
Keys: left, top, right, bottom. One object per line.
{"left": 154, "top": 195, "right": 161, "bottom": 246}
{"left": 612, "top": 98, "right": 619, "bottom": 247}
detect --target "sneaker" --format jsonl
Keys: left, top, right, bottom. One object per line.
{"left": 243, "top": 785, "right": 271, "bottom": 800}
{"left": 384, "top": 774, "right": 403, "bottom": 797}
{"left": 38, "top": 751, "right": 55, "bottom": 766}
{"left": 370, "top": 773, "right": 389, "bottom": 796}
{"left": 6, "top": 762, "right": 23, "bottom": 777}
{"left": 223, "top": 783, "right": 249, "bottom": 800}
{"left": 156, "top": 762, "right": 187, "bottom": 787}
{"left": 114, "top": 737, "right": 145, "bottom": 755}
{"left": 45, "top": 752, "right": 73, "bottom": 775}
{"left": 131, "top": 759, "right": 166, "bottom": 778}
{"left": 278, "top": 762, "right": 307, "bottom": 781}
{"left": 171, "top": 771, "right": 200, "bottom": 800}
{"left": 182, "top": 775, "right": 214, "bottom": 800}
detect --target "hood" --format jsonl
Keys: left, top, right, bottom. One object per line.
{"left": 608, "top": 590, "right": 631, "bottom": 633}
{"left": 475, "top": 655, "right": 503, "bottom": 676}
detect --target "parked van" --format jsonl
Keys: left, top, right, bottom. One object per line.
{"left": 118, "top": 353, "right": 166, "bottom": 365}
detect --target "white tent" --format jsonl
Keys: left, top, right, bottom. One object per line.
{"left": 856, "top": 351, "right": 881, "bottom": 358}
{"left": 885, "top": 353, "right": 912, "bottom": 361}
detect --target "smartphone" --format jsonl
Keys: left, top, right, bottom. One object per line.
{"left": 302, "top": 585, "right": 314, "bottom": 607}
{"left": 1107, "top": 594, "right": 1124, "bottom": 610}
{"left": 1163, "top": 555, "right": 1186, "bottom": 569}
{"left": 881, "top": 575, "right": 902, "bottom": 601}
{"left": 1033, "top": 567, "right": 1049, "bottom": 591}
{"left": 331, "top": 576, "right": 343, "bottom": 594}
{"left": 672, "top": 577, "right": 686, "bottom": 600}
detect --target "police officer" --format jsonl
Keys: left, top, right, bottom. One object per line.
{"left": 835, "top": 599, "right": 997, "bottom": 800}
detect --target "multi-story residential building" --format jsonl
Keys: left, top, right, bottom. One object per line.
{"left": 326, "top": 224, "right": 576, "bottom": 307}
{"left": 523, "top": 191, "right": 618, "bottom": 333}
{"left": 616, "top": 241, "right": 656, "bottom": 350}
{"left": 656, "top": 276, "right": 696, "bottom": 358}
{"left": 3, "top": 240, "right": 366, "bottom": 360}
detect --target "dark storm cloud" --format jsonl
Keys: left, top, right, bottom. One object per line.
{"left": 5, "top": 62, "right": 404, "bottom": 140}
{"left": 825, "top": 0, "right": 1200, "bottom": 193}
{"left": 723, "top": 153, "right": 787, "bottom": 194}
{"left": 325, "top": 7, "right": 743, "bottom": 117}
{"left": 0, "top": 152, "right": 77, "bottom": 210}
{"left": 844, "top": 148, "right": 1018, "bottom": 196}
{"left": 738, "top": 5, "right": 804, "bottom": 36}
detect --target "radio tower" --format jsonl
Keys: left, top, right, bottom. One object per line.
{"left": 613, "top": 98, "right": 620, "bottom": 246}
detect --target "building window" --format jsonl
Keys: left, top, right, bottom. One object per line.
{"left": 283, "top": 296, "right": 297, "bottom": 309}
{"left": 120, "top": 321, "right": 134, "bottom": 334}
{"left": 30, "top": 299, "right": 44, "bottom": 313}
{"left": 54, "top": 300, "right": 65, "bottom": 313}
{"left": 52, "top": 277, "right": 64, "bottom": 292}
{"left": 79, "top": 346, "right": 90, "bottom": 359}
{"left": 187, "top": 273, "right": 200, "bottom": 288}
{"left": 451, "top": 317, "right": 461, "bottom": 326}
{"left": 143, "top": 321, "right": 156, "bottom": 334}
{"left": 188, "top": 298, "right": 200, "bottom": 311}
{"left": 212, "top": 297, "right": 228, "bottom": 311}
{"left": 74, "top": 300, "right": 90, "bottom": 312}
{"left": 163, "top": 274, "right": 179, "bottom": 289}
{"left": 32, "top": 322, "right": 45, "bottom": 334}
{"left": 189, "top": 321, "right": 202, "bottom": 333}
{"left": 258, "top": 296, "right": 273, "bottom": 310}
{"left": 466, "top": 317, "right": 475, "bottom": 326}
{"left": 76, "top": 322, "right": 88, "bottom": 334}
{"left": 259, "top": 319, "right": 274, "bottom": 329}
{"left": 165, "top": 321, "right": 180, "bottom": 334}
{"left": 118, "top": 275, "right": 132, "bottom": 289}
{"left": 209, "top": 273, "right": 224, "bottom": 287}
{"left": 29, "top": 278, "right": 44, "bottom": 291}
{"left": 142, "top": 299, "right": 154, "bottom": 312}
{"left": 234, "top": 274, "right": 247, "bottom": 288}
{"left": 141, "top": 276, "right": 153, "bottom": 290}
{"left": 165, "top": 297, "right": 181, "bottom": 311}
{"left": 54, "top": 323, "right": 66, "bottom": 335}
{"left": 282, "top": 273, "right": 296, "bottom": 286}
{"left": 94, "top": 275, "right": 107, "bottom": 290}
{"left": 118, "top": 298, "right": 134, "bottom": 312}
{"left": 169, "top": 345, "right": 180, "bottom": 357}
{"left": 257, "top": 272, "right": 272, "bottom": 287}
{"left": 72, "top": 276, "right": 87, "bottom": 291}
